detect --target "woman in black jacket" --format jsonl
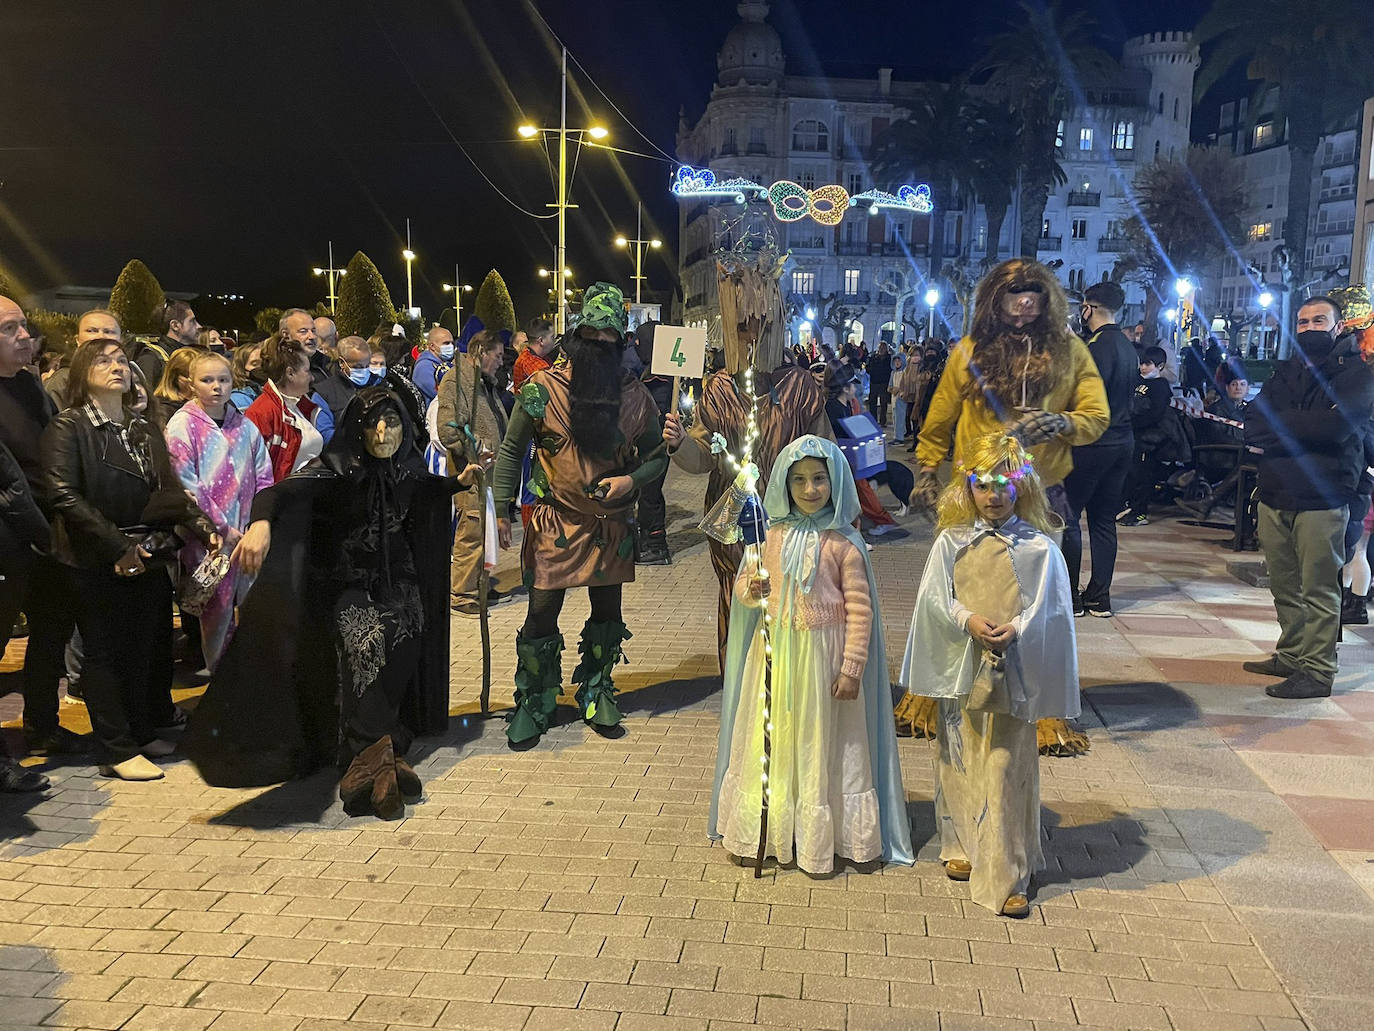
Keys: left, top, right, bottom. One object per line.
{"left": 40, "top": 340, "right": 219, "bottom": 780}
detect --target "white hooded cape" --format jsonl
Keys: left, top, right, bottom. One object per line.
{"left": 900, "top": 517, "right": 1080, "bottom": 722}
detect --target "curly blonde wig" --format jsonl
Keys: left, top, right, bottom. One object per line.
{"left": 936, "top": 432, "right": 1062, "bottom": 534}
{"left": 964, "top": 258, "right": 1077, "bottom": 417}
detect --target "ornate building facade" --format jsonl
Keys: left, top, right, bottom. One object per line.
{"left": 675, "top": 2, "right": 1196, "bottom": 345}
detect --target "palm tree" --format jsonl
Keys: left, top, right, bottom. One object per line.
{"left": 965, "top": 100, "right": 1022, "bottom": 264}
{"left": 1193, "top": 0, "right": 1374, "bottom": 290}
{"left": 975, "top": 1, "right": 1117, "bottom": 257}
{"left": 872, "top": 79, "right": 977, "bottom": 270}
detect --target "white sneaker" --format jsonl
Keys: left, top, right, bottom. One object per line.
{"left": 895, "top": 503, "right": 909, "bottom": 518}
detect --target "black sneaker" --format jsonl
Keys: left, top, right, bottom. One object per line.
{"left": 1085, "top": 602, "right": 1113, "bottom": 618}
{"left": 1072, "top": 596, "right": 1086, "bottom": 618}
{"left": 1266, "top": 671, "right": 1332, "bottom": 699}
{"left": 0, "top": 760, "right": 48, "bottom": 793}
{"left": 1242, "top": 655, "right": 1292, "bottom": 678}
{"left": 1117, "top": 513, "right": 1149, "bottom": 527}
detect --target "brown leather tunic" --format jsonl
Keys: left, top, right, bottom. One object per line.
{"left": 521, "top": 366, "right": 657, "bottom": 590}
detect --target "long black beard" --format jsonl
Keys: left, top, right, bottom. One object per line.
{"left": 569, "top": 338, "right": 623, "bottom": 456}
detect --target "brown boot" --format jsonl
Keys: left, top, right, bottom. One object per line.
{"left": 367, "top": 737, "right": 403, "bottom": 820}
{"left": 338, "top": 752, "right": 374, "bottom": 816}
{"left": 394, "top": 754, "right": 422, "bottom": 801}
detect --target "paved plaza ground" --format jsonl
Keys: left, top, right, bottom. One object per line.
{"left": 2, "top": 447, "right": 1373, "bottom": 1031}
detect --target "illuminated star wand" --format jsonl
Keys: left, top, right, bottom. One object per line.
{"left": 736, "top": 490, "right": 774, "bottom": 878}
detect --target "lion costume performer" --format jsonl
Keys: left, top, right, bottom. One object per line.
{"left": 900, "top": 258, "right": 1109, "bottom": 755}
{"left": 667, "top": 247, "right": 830, "bottom": 671}
{"left": 491, "top": 282, "right": 668, "bottom": 748}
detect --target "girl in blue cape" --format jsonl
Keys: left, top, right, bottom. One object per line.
{"left": 900, "top": 433, "right": 1079, "bottom": 917}
{"left": 710, "top": 435, "right": 913, "bottom": 874}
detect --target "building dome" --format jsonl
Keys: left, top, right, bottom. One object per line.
{"left": 717, "top": 1, "right": 784, "bottom": 87}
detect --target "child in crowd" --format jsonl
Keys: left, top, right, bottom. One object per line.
{"left": 901, "top": 433, "right": 1078, "bottom": 916}
{"left": 710, "top": 435, "right": 913, "bottom": 875}
{"left": 1119, "top": 345, "right": 1181, "bottom": 526}
{"left": 164, "top": 352, "right": 273, "bottom": 670}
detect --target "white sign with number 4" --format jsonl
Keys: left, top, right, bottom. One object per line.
{"left": 651, "top": 325, "right": 707, "bottom": 379}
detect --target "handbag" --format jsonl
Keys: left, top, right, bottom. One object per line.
{"left": 178, "top": 551, "right": 232, "bottom": 616}
{"left": 120, "top": 524, "right": 186, "bottom": 567}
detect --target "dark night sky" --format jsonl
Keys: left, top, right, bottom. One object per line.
{"left": 2, "top": 0, "right": 1218, "bottom": 323}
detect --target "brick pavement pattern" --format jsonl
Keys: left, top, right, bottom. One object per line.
{"left": 2, "top": 446, "right": 1372, "bottom": 1030}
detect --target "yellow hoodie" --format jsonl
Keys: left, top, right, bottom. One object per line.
{"left": 916, "top": 334, "right": 1110, "bottom": 487}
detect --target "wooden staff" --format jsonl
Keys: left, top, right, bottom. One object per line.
{"left": 738, "top": 498, "right": 772, "bottom": 878}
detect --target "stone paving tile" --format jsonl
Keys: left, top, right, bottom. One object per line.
{"left": 2, "top": 466, "right": 1374, "bottom": 1029}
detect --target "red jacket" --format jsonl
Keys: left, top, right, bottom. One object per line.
{"left": 244, "top": 382, "right": 322, "bottom": 482}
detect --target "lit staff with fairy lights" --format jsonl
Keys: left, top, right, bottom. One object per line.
{"left": 491, "top": 283, "right": 668, "bottom": 748}
{"left": 662, "top": 249, "right": 831, "bottom": 673}
{"left": 898, "top": 258, "right": 1108, "bottom": 756}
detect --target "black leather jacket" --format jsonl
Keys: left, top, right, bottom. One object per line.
{"left": 0, "top": 437, "right": 49, "bottom": 570}
{"left": 39, "top": 406, "right": 216, "bottom": 570}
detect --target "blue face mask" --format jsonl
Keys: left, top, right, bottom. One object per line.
{"left": 370, "top": 365, "right": 387, "bottom": 379}
{"left": 439, "top": 344, "right": 455, "bottom": 360}
{"left": 348, "top": 367, "right": 372, "bottom": 386}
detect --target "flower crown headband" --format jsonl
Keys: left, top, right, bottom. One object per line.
{"left": 956, "top": 456, "right": 1035, "bottom": 489}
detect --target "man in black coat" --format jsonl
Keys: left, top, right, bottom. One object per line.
{"left": 1243, "top": 296, "right": 1374, "bottom": 698}
{"left": 1062, "top": 282, "right": 1137, "bottom": 617}
{"left": 0, "top": 295, "right": 78, "bottom": 775}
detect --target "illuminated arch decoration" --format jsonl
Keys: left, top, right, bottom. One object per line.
{"left": 767, "top": 180, "right": 848, "bottom": 226}
{"left": 671, "top": 165, "right": 765, "bottom": 204}
{"left": 849, "top": 183, "right": 933, "bottom": 215}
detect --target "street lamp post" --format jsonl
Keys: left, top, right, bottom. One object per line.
{"left": 614, "top": 202, "right": 662, "bottom": 305}
{"left": 924, "top": 288, "right": 940, "bottom": 339}
{"left": 518, "top": 48, "right": 607, "bottom": 335}
{"left": 442, "top": 266, "right": 473, "bottom": 329}
{"left": 401, "top": 218, "right": 417, "bottom": 319}
{"left": 312, "top": 240, "right": 346, "bottom": 316}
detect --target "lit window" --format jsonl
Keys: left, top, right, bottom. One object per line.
{"left": 791, "top": 120, "right": 830, "bottom": 152}
{"left": 1111, "top": 121, "right": 1135, "bottom": 150}
{"left": 1254, "top": 122, "right": 1274, "bottom": 148}
{"left": 1079, "top": 127, "right": 1093, "bottom": 151}
{"left": 792, "top": 272, "right": 816, "bottom": 295}
{"left": 844, "top": 269, "right": 861, "bottom": 294}
{"left": 976, "top": 223, "right": 987, "bottom": 250}
{"left": 1041, "top": 220, "right": 1053, "bottom": 238}
{"left": 1248, "top": 221, "right": 1273, "bottom": 242}
{"left": 1055, "top": 120, "right": 1065, "bottom": 149}
{"left": 1072, "top": 218, "right": 1088, "bottom": 240}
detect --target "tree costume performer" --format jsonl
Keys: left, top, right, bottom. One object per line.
{"left": 711, "top": 435, "right": 913, "bottom": 874}
{"left": 492, "top": 282, "right": 668, "bottom": 747}
{"left": 901, "top": 433, "right": 1079, "bottom": 916}
{"left": 183, "top": 377, "right": 455, "bottom": 819}
{"left": 900, "top": 258, "right": 1107, "bottom": 756}
{"left": 664, "top": 247, "right": 830, "bottom": 671}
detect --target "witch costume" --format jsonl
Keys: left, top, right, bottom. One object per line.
{"left": 900, "top": 514, "right": 1079, "bottom": 912}
{"left": 183, "top": 377, "right": 454, "bottom": 818}
{"left": 710, "top": 436, "right": 913, "bottom": 873}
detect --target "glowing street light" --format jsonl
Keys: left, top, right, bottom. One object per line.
{"left": 442, "top": 266, "right": 473, "bottom": 328}
{"left": 1258, "top": 290, "right": 1274, "bottom": 309}
{"left": 401, "top": 218, "right": 417, "bottom": 317}
{"left": 312, "top": 240, "right": 346, "bottom": 315}
{"left": 613, "top": 202, "right": 662, "bottom": 304}
{"left": 1174, "top": 276, "right": 1194, "bottom": 297}
{"left": 1165, "top": 308, "right": 1178, "bottom": 322}
{"left": 805, "top": 307, "right": 816, "bottom": 321}
{"left": 517, "top": 47, "right": 609, "bottom": 333}
{"left": 925, "top": 288, "right": 941, "bottom": 338}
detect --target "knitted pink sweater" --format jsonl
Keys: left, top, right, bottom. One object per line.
{"left": 735, "top": 528, "right": 872, "bottom": 678}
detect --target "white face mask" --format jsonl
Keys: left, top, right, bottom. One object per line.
{"left": 439, "top": 344, "right": 455, "bottom": 360}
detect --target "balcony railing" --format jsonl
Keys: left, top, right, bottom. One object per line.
{"left": 842, "top": 291, "right": 872, "bottom": 304}
{"left": 747, "top": 143, "right": 768, "bottom": 156}
{"left": 1320, "top": 184, "right": 1355, "bottom": 200}
{"left": 837, "top": 241, "right": 875, "bottom": 256}
{"left": 881, "top": 241, "right": 928, "bottom": 256}
{"left": 1098, "top": 236, "right": 1130, "bottom": 253}
{"left": 1037, "top": 235, "right": 1063, "bottom": 251}
{"left": 1067, "top": 191, "right": 1102, "bottom": 207}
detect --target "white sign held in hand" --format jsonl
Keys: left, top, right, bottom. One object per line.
{"left": 651, "top": 325, "right": 707, "bottom": 379}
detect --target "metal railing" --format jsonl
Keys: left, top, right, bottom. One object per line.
{"left": 1037, "top": 236, "right": 1063, "bottom": 251}
{"left": 1098, "top": 237, "right": 1130, "bottom": 253}
{"left": 1067, "top": 191, "right": 1102, "bottom": 207}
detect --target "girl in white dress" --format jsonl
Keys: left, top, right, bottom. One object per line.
{"left": 710, "top": 435, "right": 913, "bottom": 875}
{"left": 901, "top": 433, "right": 1079, "bottom": 916}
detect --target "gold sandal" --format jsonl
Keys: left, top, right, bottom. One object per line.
{"left": 944, "top": 859, "right": 972, "bottom": 881}
{"left": 1001, "top": 894, "right": 1030, "bottom": 918}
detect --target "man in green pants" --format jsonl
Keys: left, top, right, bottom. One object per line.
{"left": 1243, "top": 296, "right": 1374, "bottom": 698}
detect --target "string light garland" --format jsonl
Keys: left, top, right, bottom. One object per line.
{"left": 672, "top": 167, "right": 935, "bottom": 226}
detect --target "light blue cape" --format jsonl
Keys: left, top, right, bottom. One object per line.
{"left": 708, "top": 435, "right": 914, "bottom": 865}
